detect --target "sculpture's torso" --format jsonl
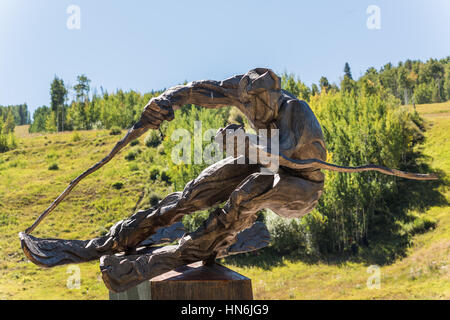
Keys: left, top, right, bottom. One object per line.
{"left": 278, "top": 93, "right": 327, "bottom": 182}
{"left": 246, "top": 90, "right": 327, "bottom": 182}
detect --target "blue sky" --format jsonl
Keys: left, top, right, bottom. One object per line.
{"left": 1, "top": 0, "right": 449, "bottom": 115}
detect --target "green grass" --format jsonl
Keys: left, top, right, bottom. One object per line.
{"left": 1, "top": 103, "right": 449, "bottom": 300}
{"left": 407, "top": 101, "right": 450, "bottom": 115}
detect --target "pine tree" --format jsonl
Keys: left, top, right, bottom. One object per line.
{"left": 344, "top": 62, "right": 353, "bottom": 80}
{"left": 50, "top": 76, "right": 68, "bottom": 132}
{"left": 74, "top": 74, "right": 91, "bottom": 103}
{"left": 319, "top": 77, "right": 331, "bottom": 93}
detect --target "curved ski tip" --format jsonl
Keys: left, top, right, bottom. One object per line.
{"left": 19, "top": 233, "right": 45, "bottom": 267}
{"left": 18, "top": 231, "right": 29, "bottom": 247}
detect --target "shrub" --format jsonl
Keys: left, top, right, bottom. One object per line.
{"left": 145, "top": 131, "right": 161, "bottom": 148}
{"left": 149, "top": 192, "right": 162, "bottom": 207}
{"left": 109, "top": 126, "right": 122, "bottom": 135}
{"left": 46, "top": 150, "right": 59, "bottom": 160}
{"left": 112, "top": 182, "right": 124, "bottom": 190}
{"left": 71, "top": 131, "right": 82, "bottom": 142}
{"left": 160, "top": 170, "right": 171, "bottom": 184}
{"left": 149, "top": 166, "right": 160, "bottom": 180}
{"left": 130, "top": 139, "right": 140, "bottom": 146}
{"left": 300, "top": 211, "right": 329, "bottom": 254}
{"left": 406, "top": 216, "right": 437, "bottom": 235}
{"left": 125, "top": 147, "right": 142, "bottom": 161}
{"left": 48, "top": 163, "right": 59, "bottom": 170}
{"left": 265, "top": 210, "right": 308, "bottom": 254}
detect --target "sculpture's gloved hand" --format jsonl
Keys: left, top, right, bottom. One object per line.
{"left": 141, "top": 97, "right": 175, "bottom": 129}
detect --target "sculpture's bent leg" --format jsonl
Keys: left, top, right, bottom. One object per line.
{"left": 20, "top": 156, "right": 259, "bottom": 267}
{"left": 100, "top": 170, "right": 324, "bottom": 292}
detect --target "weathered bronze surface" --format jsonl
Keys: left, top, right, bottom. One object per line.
{"left": 19, "top": 68, "right": 437, "bottom": 293}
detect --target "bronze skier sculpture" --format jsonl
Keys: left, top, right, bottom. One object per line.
{"left": 19, "top": 68, "right": 437, "bottom": 293}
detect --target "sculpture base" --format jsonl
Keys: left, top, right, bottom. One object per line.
{"left": 109, "top": 261, "right": 253, "bottom": 300}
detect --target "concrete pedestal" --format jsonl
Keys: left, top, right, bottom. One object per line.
{"left": 109, "top": 261, "right": 253, "bottom": 300}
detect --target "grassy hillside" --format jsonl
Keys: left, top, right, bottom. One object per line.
{"left": 0, "top": 103, "right": 449, "bottom": 300}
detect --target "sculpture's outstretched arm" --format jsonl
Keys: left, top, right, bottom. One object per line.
{"left": 141, "top": 75, "right": 244, "bottom": 126}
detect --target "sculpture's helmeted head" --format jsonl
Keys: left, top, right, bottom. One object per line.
{"left": 238, "top": 68, "right": 282, "bottom": 130}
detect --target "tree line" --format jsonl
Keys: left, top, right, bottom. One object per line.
{"left": 28, "top": 56, "right": 450, "bottom": 134}
{"left": 29, "top": 75, "right": 160, "bottom": 133}
{"left": 282, "top": 57, "right": 450, "bottom": 106}
{"left": 0, "top": 104, "right": 30, "bottom": 127}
